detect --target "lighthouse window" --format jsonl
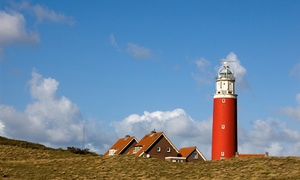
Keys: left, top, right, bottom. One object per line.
{"left": 221, "top": 152, "right": 225, "bottom": 156}
{"left": 221, "top": 125, "right": 225, "bottom": 129}
{"left": 222, "top": 99, "right": 226, "bottom": 103}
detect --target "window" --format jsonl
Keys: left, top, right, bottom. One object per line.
{"left": 222, "top": 99, "right": 226, "bottom": 103}
{"left": 221, "top": 152, "right": 225, "bottom": 156}
{"left": 192, "top": 152, "right": 198, "bottom": 159}
{"left": 166, "top": 147, "right": 171, "bottom": 152}
{"left": 109, "top": 149, "right": 116, "bottom": 155}
{"left": 157, "top": 147, "right": 161, "bottom": 152}
{"left": 221, "top": 125, "right": 225, "bottom": 129}
{"left": 133, "top": 147, "right": 141, "bottom": 154}
{"left": 229, "top": 82, "right": 233, "bottom": 93}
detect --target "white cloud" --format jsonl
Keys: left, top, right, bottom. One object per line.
{"left": 296, "top": 93, "right": 300, "bottom": 104}
{"left": 0, "top": 48, "right": 3, "bottom": 60}
{"left": 0, "top": 2, "right": 73, "bottom": 59}
{"left": 127, "top": 42, "right": 152, "bottom": 59}
{"left": 173, "top": 64, "right": 181, "bottom": 72}
{"left": 221, "top": 52, "right": 248, "bottom": 86}
{"left": 0, "top": 70, "right": 117, "bottom": 153}
{"left": 0, "top": 10, "right": 39, "bottom": 46}
{"left": 266, "top": 142, "right": 284, "bottom": 156}
{"left": 109, "top": 33, "right": 120, "bottom": 51}
{"left": 195, "top": 58, "right": 210, "bottom": 72}
{"left": 0, "top": 70, "right": 83, "bottom": 145}
{"left": 31, "top": 4, "right": 74, "bottom": 25}
{"left": 280, "top": 107, "right": 300, "bottom": 121}
{"left": 0, "top": 70, "right": 118, "bottom": 153}
{"left": 10, "top": 1, "right": 74, "bottom": 25}
{"left": 192, "top": 52, "right": 249, "bottom": 90}
{"left": 192, "top": 58, "right": 214, "bottom": 85}
{"left": 290, "top": 63, "right": 300, "bottom": 79}
{"left": 0, "top": 121, "right": 5, "bottom": 136}
{"left": 238, "top": 118, "right": 300, "bottom": 156}
{"left": 279, "top": 93, "right": 300, "bottom": 122}
{"left": 109, "top": 34, "right": 154, "bottom": 60}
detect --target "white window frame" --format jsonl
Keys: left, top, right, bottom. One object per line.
{"left": 109, "top": 149, "right": 116, "bottom": 155}
{"left": 157, "top": 147, "right": 161, "bottom": 152}
{"left": 221, "top": 152, "right": 225, "bottom": 156}
{"left": 192, "top": 152, "right": 198, "bottom": 159}
{"left": 133, "top": 147, "right": 141, "bottom": 154}
{"left": 166, "top": 147, "right": 171, "bottom": 152}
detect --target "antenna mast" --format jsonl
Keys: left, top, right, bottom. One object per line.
{"left": 81, "top": 125, "right": 85, "bottom": 150}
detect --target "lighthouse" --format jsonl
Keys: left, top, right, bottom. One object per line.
{"left": 211, "top": 61, "right": 237, "bottom": 160}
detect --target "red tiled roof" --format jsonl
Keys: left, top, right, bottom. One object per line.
{"left": 104, "top": 136, "right": 138, "bottom": 155}
{"left": 179, "top": 146, "right": 196, "bottom": 158}
{"left": 129, "top": 132, "right": 178, "bottom": 157}
{"left": 236, "top": 154, "right": 267, "bottom": 158}
{"left": 179, "top": 146, "right": 207, "bottom": 161}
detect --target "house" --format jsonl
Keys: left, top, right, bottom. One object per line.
{"left": 128, "top": 131, "right": 180, "bottom": 160}
{"left": 104, "top": 131, "right": 207, "bottom": 163}
{"left": 104, "top": 135, "right": 138, "bottom": 155}
{"left": 178, "top": 146, "right": 207, "bottom": 162}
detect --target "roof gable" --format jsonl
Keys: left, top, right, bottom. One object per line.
{"left": 179, "top": 146, "right": 196, "bottom": 157}
{"left": 129, "top": 132, "right": 179, "bottom": 156}
{"left": 104, "top": 136, "right": 138, "bottom": 155}
{"left": 179, "top": 146, "right": 207, "bottom": 161}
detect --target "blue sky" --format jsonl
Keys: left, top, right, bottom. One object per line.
{"left": 1, "top": 0, "right": 300, "bottom": 159}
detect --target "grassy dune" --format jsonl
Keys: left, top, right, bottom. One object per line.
{"left": 1, "top": 136, "right": 300, "bottom": 179}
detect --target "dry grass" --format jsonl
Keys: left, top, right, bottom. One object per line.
{"left": 1, "top": 136, "right": 300, "bottom": 179}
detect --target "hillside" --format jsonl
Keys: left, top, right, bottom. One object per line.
{"left": 1, "top": 136, "right": 300, "bottom": 179}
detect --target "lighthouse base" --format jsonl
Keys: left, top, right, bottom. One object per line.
{"left": 211, "top": 96, "right": 237, "bottom": 160}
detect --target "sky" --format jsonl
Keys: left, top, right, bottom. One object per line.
{"left": 0, "top": 0, "right": 300, "bottom": 160}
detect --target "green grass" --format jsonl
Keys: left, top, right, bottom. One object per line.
{"left": 1, "top": 136, "right": 300, "bottom": 179}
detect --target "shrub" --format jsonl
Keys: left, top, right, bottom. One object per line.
{"left": 67, "top": 146, "right": 97, "bottom": 155}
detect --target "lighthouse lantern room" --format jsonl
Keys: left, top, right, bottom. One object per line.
{"left": 212, "top": 62, "right": 238, "bottom": 160}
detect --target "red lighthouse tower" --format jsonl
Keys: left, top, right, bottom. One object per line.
{"left": 211, "top": 62, "right": 237, "bottom": 160}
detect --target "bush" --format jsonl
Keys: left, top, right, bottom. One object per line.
{"left": 67, "top": 146, "right": 97, "bottom": 155}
